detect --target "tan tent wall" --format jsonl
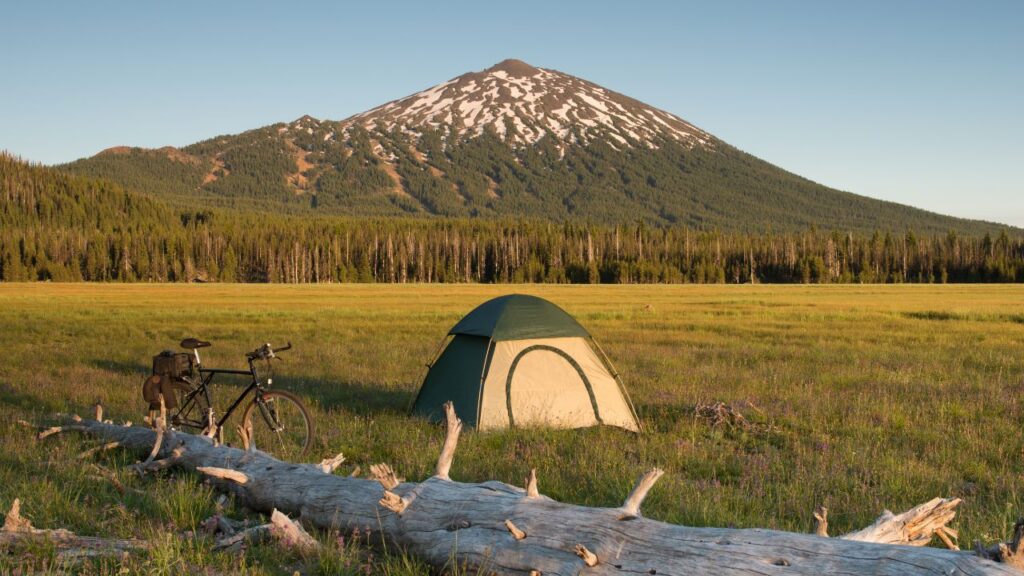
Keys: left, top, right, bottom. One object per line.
{"left": 477, "top": 337, "right": 639, "bottom": 432}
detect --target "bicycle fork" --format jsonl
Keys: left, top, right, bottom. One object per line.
{"left": 256, "top": 395, "right": 284, "bottom": 432}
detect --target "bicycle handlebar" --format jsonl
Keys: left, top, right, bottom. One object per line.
{"left": 246, "top": 341, "right": 292, "bottom": 361}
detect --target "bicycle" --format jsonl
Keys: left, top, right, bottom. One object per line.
{"left": 161, "top": 338, "right": 314, "bottom": 460}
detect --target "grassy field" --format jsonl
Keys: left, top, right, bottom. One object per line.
{"left": 1, "top": 283, "right": 1023, "bottom": 574}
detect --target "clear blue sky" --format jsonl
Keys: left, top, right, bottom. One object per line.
{"left": 2, "top": 0, "right": 1021, "bottom": 226}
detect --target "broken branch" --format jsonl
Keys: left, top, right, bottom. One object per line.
{"left": 318, "top": 452, "right": 345, "bottom": 474}
{"left": 434, "top": 401, "right": 462, "bottom": 480}
{"left": 505, "top": 519, "right": 526, "bottom": 540}
{"left": 197, "top": 466, "right": 249, "bottom": 485}
{"left": 620, "top": 468, "right": 664, "bottom": 518}
{"left": 369, "top": 463, "right": 402, "bottom": 489}
{"left": 841, "top": 497, "right": 962, "bottom": 546}
{"left": 813, "top": 505, "right": 829, "bottom": 537}
{"left": 524, "top": 468, "right": 539, "bottom": 499}
{"left": 77, "top": 441, "right": 120, "bottom": 460}
{"left": 2, "top": 498, "right": 148, "bottom": 563}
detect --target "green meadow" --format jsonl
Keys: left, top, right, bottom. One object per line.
{"left": 1, "top": 283, "right": 1023, "bottom": 574}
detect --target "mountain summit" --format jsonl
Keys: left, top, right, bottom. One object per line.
{"left": 62, "top": 59, "right": 1005, "bottom": 234}
{"left": 345, "top": 59, "right": 710, "bottom": 150}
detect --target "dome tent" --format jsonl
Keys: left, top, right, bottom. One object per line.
{"left": 411, "top": 294, "right": 640, "bottom": 432}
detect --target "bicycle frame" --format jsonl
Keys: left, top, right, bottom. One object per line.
{"left": 171, "top": 356, "right": 269, "bottom": 431}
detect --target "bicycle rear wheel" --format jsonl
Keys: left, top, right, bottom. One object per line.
{"left": 168, "top": 379, "right": 209, "bottom": 431}
{"left": 239, "top": 390, "right": 314, "bottom": 460}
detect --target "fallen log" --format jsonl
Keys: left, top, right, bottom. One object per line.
{"left": 36, "top": 404, "right": 1022, "bottom": 575}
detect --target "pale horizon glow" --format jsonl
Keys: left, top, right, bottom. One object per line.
{"left": 1, "top": 1, "right": 1021, "bottom": 227}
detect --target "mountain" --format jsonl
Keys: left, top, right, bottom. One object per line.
{"left": 62, "top": 59, "right": 1007, "bottom": 235}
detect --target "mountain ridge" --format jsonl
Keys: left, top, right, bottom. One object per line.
{"left": 60, "top": 59, "right": 1014, "bottom": 235}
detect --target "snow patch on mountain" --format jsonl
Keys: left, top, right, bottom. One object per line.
{"left": 340, "top": 59, "right": 712, "bottom": 150}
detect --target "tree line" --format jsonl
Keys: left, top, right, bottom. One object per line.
{"left": 3, "top": 153, "right": 1023, "bottom": 284}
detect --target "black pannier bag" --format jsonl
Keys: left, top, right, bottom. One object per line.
{"left": 142, "top": 350, "right": 191, "bottom": 410}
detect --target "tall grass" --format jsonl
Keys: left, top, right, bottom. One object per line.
{"left": 1, "top": 283, "right": 1023, "bottom": 573}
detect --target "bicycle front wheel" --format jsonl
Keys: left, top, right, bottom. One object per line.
{"left": 239, "top": 390, "right": 314, "bottom": 460}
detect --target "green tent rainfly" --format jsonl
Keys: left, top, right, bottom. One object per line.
{"left": 411, "top": 294, "right": 641, "bottom": 432}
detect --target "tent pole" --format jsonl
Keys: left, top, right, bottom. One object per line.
{"left": 591, "top": 337, "right": 643, "bottom": 433}
{"left": 407, "top": 335, "right": 453, "bottom": 413}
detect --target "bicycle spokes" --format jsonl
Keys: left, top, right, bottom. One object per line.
{"left": 243, "top": 390, "right": 312, "bottom": 460}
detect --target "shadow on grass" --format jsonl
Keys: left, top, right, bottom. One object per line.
{"left": 283, "top": 377, "right": 414, "bottom": 416}
{"left": 82, "top": 354, "right": 417, "bottom": 420}
{"left": 0, "top": 382, "right": 65, "bottom": 414}
{"left": 902, "top": 310, "right": 963, "bottom": 321}
{"left": 902, "top": 311, "right": 1024, "bottom": 324}
{"left": 89, "top": 358, "right": 149, "bottom": 376}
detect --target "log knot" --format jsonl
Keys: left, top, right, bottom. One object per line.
{"left": 379, "top": 490, "right": 408, "bottom": 514}
{"left": 445, "top": 517, "right": 471, "bottom": 531}
{"left": 575, "top": 543, "right": 599, "bottom": 567}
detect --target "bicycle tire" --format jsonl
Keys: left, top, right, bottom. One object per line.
{"left": 239, "top": 390, "right": 314, "bottom": 460}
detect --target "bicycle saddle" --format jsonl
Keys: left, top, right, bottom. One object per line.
{"left": 180, "top": 337, "right": 212, "bottom": 350}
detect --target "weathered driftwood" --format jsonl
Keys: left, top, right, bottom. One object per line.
{"left": 841, "top": 497, "right": 963, "bottom": 547}
{"left": 76, "top": 440, "right": 121, "bottom": 460}
{"left": 2, "top": 498, "right": 149, "bottom": 562}
{"left": 318, "top": 452, "right": 346, "bottom": 474}
{"left": 212, "top": 509, "right": 320, "bottom": 554}
{"left": 369, "top": 463, "right": 403, "bottom": 489}
{"left": 525, "top": 467, "right": 539, "bottom": 499}
{"left": 133, "top": 394, "right": 169, "bottom": 476}
{"left": 976, "top": 520, "right": 1024, "bottom": 569}
{"left": 812, "top": 505, "right": 830, "bottom": 537}
{"left": 695, "top": 400, "right": 752, "bottom": 429}
{"left": 201, "top": 512, "right": 253, "bottom": 537}
{"left": 37, "top": 404, "right": 1024, "bottom": 575}
{"left": 811, "top": 498, "right": 964, "bottom": 550}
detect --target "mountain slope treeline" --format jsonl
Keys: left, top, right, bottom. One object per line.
{"left": 4, "top": 155, "right": 1023, "bottom": 284}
